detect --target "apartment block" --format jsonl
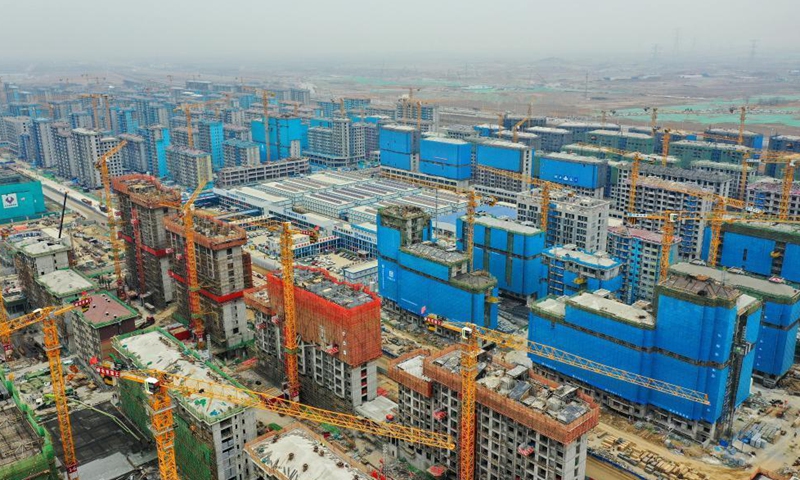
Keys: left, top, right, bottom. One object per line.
{"left": 137, "top": 125, "right": 170, "bottom": 178}
{"left": 0, "top": 116, "right": 31, "bottom": 157}
{"left": 526, "top": 127, "right": 573, "bottom": 152}
{"left": 768, "top": 134, "right": 800, "bottom": 154}
{"left": 517, "top": 190, "right": 610, "bottom": 252}
{"left": 540, "top": 245, "right": 622, "bottom": 298}
{"left": 536, "top": 152, "right": 608, "bottom": 198}
{"left": 704, "top": 128, "right": 764, "bottom": 149}
{"left": 669, "top": 140, "right": 752, "bottom": 167}
{"left": 585, "top": 129, "right": 655, "bottom": 154}
{"left": 30, "top": 118, "right": 56, "bottom": 167}
{"left": 419, "top": 136, "right": 472, "bottom": 181}
{"left": 52, "top": 122, "right": 78, "bottom": 179}
{"left": 165, "top": 146, "right": 212, "bottom": 190}
{"left": 747, "top": 178, "right": 800, "bottom": 218}
{"left": 196, "top": 119, "right": 224, "bottom": 170}
{"left": 247, "top": 266, "right": 381, "bottom": 411}
{"left": 12, "top": 232, "right": 72, "bottom": 296}
{"left": 621, "top": 177, "right": 714, "bottom": 259}
{"left": 389, "top": 347, "right": 598, "bottom": 480}
{"left": 30, "top": 269, "right": 96, "bottom": 351}
{"left": 70, "top": 291, "right": 138, "bottom": 363}
{"left": 112, "top": 174, "right": 180, "bottom": 308}
{"left": 377, "top": 205, "right": 499, "bottom": 327}
{"left": 473, "top": 139, "right": 533, "bottom": 202}
{"left": 305, "top": 117, "right": 354, "bottom": 167}
{"left": 612, "top": 162, "right": 733, "bottom": 201}
{"left": 72, "top": 128, "right": 122, "bottom": 190}
{"left": 222, "top": 139, "right": 260, "bottom": 168}
{"left": 555, "top": 122, "right": 618, "bottom": 143}
{"left": 118, "top": 133, "right": 148, "bottom": 173}
{"left": 456, "top": 214, "right": 544, "bottom": 298}
{"left": 165, "top": 213, "right": 253, "bottom": 356}
{"left": 114, "top": 328, "right": 257, "bottom": 480}
{"left": 394, "top": 101, "right": 438, "bottom": 132}
{"left": 607, "top": 225, "right": 680, "bottom": 304}
{"left": 529, "top": 275, "right": 761, "bottom": 442}
{"left": 670, "top": 262, "right": 800, "bottom": 388}
{"left": 690, "top": 160, "right": 756, "bottom": 200}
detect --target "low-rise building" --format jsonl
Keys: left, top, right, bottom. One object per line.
{"left": 70, "top": 291, "right": 138, "bottom": 363}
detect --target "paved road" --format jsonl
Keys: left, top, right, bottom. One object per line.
{"left": 15, "top": 165, "right": 112, "bottom": 226}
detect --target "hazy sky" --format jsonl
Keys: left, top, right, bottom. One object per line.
{"left": 1, "top": 0, "right": 798, "bottom": 61}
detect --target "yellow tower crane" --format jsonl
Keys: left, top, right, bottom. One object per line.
{"left": 421, "top": 314, "right": 710, "bottom": 480}
{"left": 752, "top": 152, "right": 800, "bottom": 220}
{"left": 474, "top": 164, "right": 578, "bottom": 235}
{"left": 79, "top": 93, "right": 102, "bottom": 130}
{"left": 160, "top": 181, "right": 208, "bottom": 349}
{"left": 95, "top": 140, "right": 128, "bottom": 299}
{"left": 0, "top": 297, "right": 93, "bottom": 479}
{"left": 173, "top": 99, "right": 221, "bottom": 149}
{"left": 112, "top": 368, "right": 455, "bottom": 480}
{"left": 230, "top": 217, "right": 323, "bottom": 401}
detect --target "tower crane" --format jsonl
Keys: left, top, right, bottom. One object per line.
{"left": 421, "top": 314, "right": 710, "bottom": 480}
{"left": 0, "top": 297, "right": 93, "bottom": 479}
{"left": 473, "top": 164, "right": 565, "bottom": 235}
{"left": 160, "top": 181, "right": 208, "bottom": 348}
{"left": 511, "top": 116, "right": 530, "bottom": 143}
{"left": 111, "top": 367, "right": 455, "bottom": 480}
{"left": 750, "top": 152, "right": 800, "bottom": 220}
{"left": 173, "top": 99, "right": 222, "bottom": 149}
{"left": 95, "top": 140, "right": 128, "bottom": 299}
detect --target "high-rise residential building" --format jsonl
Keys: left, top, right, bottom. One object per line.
{"left": 537, "top": 152, "right": 608, "bottom": 198}
{"left": 52, "top": 122, "right": 78, "bottom": 179}
{"left": 118, "top": 133, "right": 148, "bottom": 173}
{"left": 165, "top": 213, "right": 253, "bottom": 356}
{"left": 30, "top": 117, "right": 56, "bottom": 167}
{"left": 473, "top": 139, "right": 534, "bottom": 202}
{"left": 222, "top": 139, "right": 260, "bottom": 168}
{"left": 138, "top": 125, "right": 170, "bottom": 177}
{"left": 223, "top": 123, "right": 251, "bottom": 141}
{"left": 69, "top": 111, "right": 93, "bottom": 130}
{"left": 669, "top": 140, "right": 752, "bottom": 167}
{"left": 305, "top": 117, "right": 353, "bottom": 167}
{"left": 196, "top": 119, "right": 224, "bottom": 170}
{"left": 747, "top": 178, "right": 800, "bottom": 218}
{"left": 165, "top": 146, "right": 212, "bottom": 190}
{"left": 540, "top": 245, "right": 623, "bottom": 298}
{"left": 114, "top": 328, "right": 257, "bottom": 480}
{"left": 526, "top": 126, "right": 573, "bottom": 152}
{"left": 690, "top": 160, "right": 757, "bottom": 200}
{"left": 611, "top": 163, "right": 732, "bottom": 204}
{"left": 112, "top": 175, "right": 180, "bottom": 308}
{"left": 517, "top": 190, "right": 610, "bottom": 252}
{"left": 584, "top": 129, "right": 655, "bottom": 154}
{"left": 394, "top": 101, "right": 439, "bottom": 132}
{"left": 704, "top": 128, "right": 764, "bottom": 149}
{"left": 389, "top": 347, "right": 599, "bottom": 480}
{"left": 247, "top": 266, "right": 381, "bottom": 410}
{"left": 554, "top": 121, "right": 618, "bottom": 143}
{"left": 72, "top": 128, "right": 122, "bottom": 189}
{"left": 289, "top": 87, "right": 311, "bottom": 104}
{"left": 1, "top": 116, "right": 31, "bottom": 156}
{"left": 529, "top": 274, "right": 761, "bottom": 442}
{"left": 607, "top": 225, "right": 681, "bottom": 304}
{"left": 620, "top": 176, "right": 714, "bottom": 259}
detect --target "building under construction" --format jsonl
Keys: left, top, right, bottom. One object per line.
{"left": 112, "top": 174, "right": 181, "bottom": 308}
{"left": 246, "top": 266, "right": 381, "bottom": 412}
{"left": 0, "top": 371, "right": 59, "bottom": 480}
{"left": 388, "top": 346, "right": 599, "bottom": 480}
{"left": 165, "top": 213, "right": 253, "bottom": 356}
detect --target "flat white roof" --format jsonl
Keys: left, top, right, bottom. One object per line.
{"left": 117, "top": 330, "right": 243, "bottom": 424}
{"left": 545, "top": 246, "right": 619, "bottom": 268}
{"left": 670, "top": 263, "right": 800, "bottom": 299}
{"left": 474, "top": 215, "right": 542, "bottom": 235}
{"left": 37, "top": 269, "right": 93, "bottom": 296}
{"left": 246, "top": 427, "right": 370, "bottom": 480}
{"left": 569, "top": 292, "right": 655, "bottom": 326}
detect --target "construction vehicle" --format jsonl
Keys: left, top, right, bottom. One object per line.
{"left": 110, "top": 367, "right": 455, "bottom": 480}
{"left": 159, "top": 181, "right": 208, "bottom": 349}
{"left": 95, "top": 140, "right": 128, "bottom": 299}
{"left": 422, "top": 314, "right": 709, "bottom": 480}
{"left": 0, "top": 297, "right": 93, "bottom": 479}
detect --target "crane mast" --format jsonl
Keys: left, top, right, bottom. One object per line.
{"left": 96, "top": 140, "right": 128, "bottom": 299}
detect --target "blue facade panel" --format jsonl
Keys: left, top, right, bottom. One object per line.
{"left": 0, "top": 179, "right": 46, "bottom": 222}
{"left": 539, "top": 157, "right": 605, "bottom": 189}
{"left": 380, "top": 150, "right": 412, "bottom": 171}
{"left": 419, "top": 161, "right": 471, "bottom": 180}
{"left": 380, "top": 127, "right": 416, "bottom": 154}
{"left": 709, "top": 230, "right": 776, "bottom": 277}
{"left": 476, "top": 144, "right": 525, "bottom": 173}
{"left": 782, "top": 244, "right": 800, "bottom": 283}
{"left": 420, "top": 139, "right": 472, "bottom": 166}
{"left": 755, "top": 322, "right": 799, "bottom": 376}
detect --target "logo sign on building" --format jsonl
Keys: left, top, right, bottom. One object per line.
{"left": 94, "top": 366, "right": 121, "bottom": 378}
{"left": 1, "top": 193, "right": 18, "bottom": 209}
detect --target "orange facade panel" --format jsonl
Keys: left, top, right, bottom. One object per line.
{"left": 388, "top": 349, "right": 434, "bottom": 398}
{"left": 266, "top": 266, "right": 382, "bottom": 367}
{"left": 422, "top": 346, "right": 599, "bottom": 445}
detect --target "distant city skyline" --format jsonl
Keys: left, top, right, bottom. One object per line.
{"left": 0, "top": 0, "right": 798, "bottom": 62}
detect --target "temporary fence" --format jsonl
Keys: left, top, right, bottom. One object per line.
{"left": 266, "top": 266, "right": 381, "bottom": 366}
